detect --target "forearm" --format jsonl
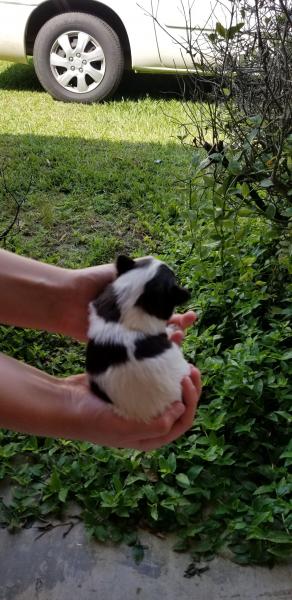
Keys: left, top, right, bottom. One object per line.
{"left": 0, "top": 249, "right": 72, "bottom": 334}
{"left": 0, "top": 249, "right": 116, "bottom": 340}
{"left": 0, "top": 352, "right": 76, "bottom": 439}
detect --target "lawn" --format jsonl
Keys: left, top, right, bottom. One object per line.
{"left": 0, "top": 60, "right": 291, "bottom": 566}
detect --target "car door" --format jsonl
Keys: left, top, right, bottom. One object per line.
{"left": 140, "top": 0, "right": 231, "bottom": 70}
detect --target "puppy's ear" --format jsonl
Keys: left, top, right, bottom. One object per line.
{"left": 172, "top": 285, "right": 191, "bottom": 306}
{"left": 116, "top": 255, "right": 136, "bottom": 276}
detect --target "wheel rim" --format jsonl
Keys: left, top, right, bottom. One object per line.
{"left": 50, "top": 30, "right": 106, "bottom": 94}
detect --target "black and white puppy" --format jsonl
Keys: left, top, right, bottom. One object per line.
{"left": 86, "top": 255, "right": 191, "bottom": 422}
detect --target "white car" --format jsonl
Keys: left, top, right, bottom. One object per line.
{"left": 0, "top": 0, "right": 228, "bottom": 103}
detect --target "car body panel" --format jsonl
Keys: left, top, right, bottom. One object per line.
{"left": 0, "top": 1, "right": 35, "bottom": 62}
{"left": 0, "top": 0, "right": 162, "bottom": 67}
{"left": 144, "top": 0, "right": 232, "bottom": 69}
{"left": 0, "top": 0, "right": 232, "bottom": 71}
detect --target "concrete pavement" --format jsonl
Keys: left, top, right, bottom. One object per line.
{"left": 0, "top": 522, "right": 291, "bottom": 600}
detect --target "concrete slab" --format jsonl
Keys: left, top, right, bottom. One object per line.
{"left": 0, "top": 523, "right": 291, "bottom": 600}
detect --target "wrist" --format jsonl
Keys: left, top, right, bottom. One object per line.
{"left": 0, "top": 353, "right": 75, "bottom": 439}
{"left": 56, "top": 374, "right": 99, "bottom": 443}
{"left": 0, "top": 249, "right": 72, "bottom": 334}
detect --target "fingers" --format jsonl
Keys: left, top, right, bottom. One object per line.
{"left": 186, "top": 366, "right": 202, "bottom": 399}
{"left": 135, "top": 367, "right": 202, "bottom": 451}
{"left": 150, "top": 401, "right": 186, "bottom": 436}
{"left": 99, "top": 367, "right": 201, "bottom": 450}
{"left": 115, "top": 400, "right": 186, "bottom": 442}
{"left": 170, "top": 330, "right": 184, "bottom": 345}
{"left": 168, "top": 311, "right": 197, "bottom": 346}
{"left": 169, "top": 311, "right": 197, "bottom": 330}
{"left": 78, "top": 363, "right": 201, "bottom": 451}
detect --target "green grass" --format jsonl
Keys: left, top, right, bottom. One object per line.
{"left": 0, "top": 61, "right": 189, "bottom": 142}
{"left": 0, "top": 60, "right": 192, "bottom": 268}
{"left": 0, "top": 60, "right": 291, "bottom": 567}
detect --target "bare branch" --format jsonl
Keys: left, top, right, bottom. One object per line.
{"left": 0, "top": 164, "right": 32, "bottom": 244}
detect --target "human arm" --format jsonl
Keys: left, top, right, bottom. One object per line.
{"left": 0, "top": 352, "right": 201, "bottom": 450}
{"left": 0, "top": 249, "right": 197, "bottom": 341}
{"left": 0, "top": 250, "right": 201, "bottom": 448}
{"left": 0, "top": 249, "right": 115, "bottom": 340}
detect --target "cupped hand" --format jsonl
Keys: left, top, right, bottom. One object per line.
{"left": 63, "top": 268, "right": 201, "bottom": 449}
{"left": 63, "top": 366, "right": 201, "bottom": 450}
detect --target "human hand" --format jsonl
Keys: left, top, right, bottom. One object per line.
{"left": 62, "top": 366, "right": 201, "bottom": 450}
{"left": 62, "top": 263, "right": 116, "bottom": 341}
{"left": 63, "top": 267, "right": 197, "bottom": 343}
{"left": 168, "top": 310, "right": 197, "bottom": 345}
{"left": 0, "top": 353, "right": 200, "bottom": 448}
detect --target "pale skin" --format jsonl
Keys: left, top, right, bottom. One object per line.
{"left": 0, "top": 250, "right": 202, "bottom": 450}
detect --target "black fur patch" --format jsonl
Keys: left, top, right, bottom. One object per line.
{"left": 116, "top": 255, "right": 136, "bottom": 276}
{"left": 116, "top": 255, "right": 152, "bottom": 277}
{"left": 135, "top": 333, "right": 171, "bottom": 360}
{"left": 91, "top": 285, "right": 120, "bottom": 322}
{"left": 90, "top": 380, "right": 112, "bottom": 403}
{"left": 135, "top": 264, "right": 190, "bottom": 320}
{"left": 86, "top": 340, "right": 128, "bottom": 375}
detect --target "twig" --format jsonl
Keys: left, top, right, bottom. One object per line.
{"left": 0, "top": 164, "right": 32, "bottom": 244}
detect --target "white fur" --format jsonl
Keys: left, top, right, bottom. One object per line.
{"left": 87, "top": 257, "right": 190, "bottom": 422}
{"left": 92, "top": 345, "right": 190, "bottom": 422}
{"left": 113, "top": 258, "right": 166, "bottom": 333}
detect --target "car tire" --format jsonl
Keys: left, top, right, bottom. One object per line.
{"left": 33, "top": 12, "right": 124, "bottom": 103}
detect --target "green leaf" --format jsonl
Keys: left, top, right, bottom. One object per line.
{"left": 58, "top": 488, "right": 69, "bottom": 503}
{"left": 93, "top": 526, "right": 108, "bottom": 542}
{"left": 49, "top": 470, "right": 61, "bottom": 492}
{"left": 150, "top": 504, "right": 159, "bottom": 521}
{"left": 281, "top": 350, "right": 292, "bottom": 361}
{"left": 241, "top": 182, "right": 250, "bottom": 198}
{"left": 176, "top": 473, "right": 191, "bottom": 488}
{"left": 132, "top": 544, "right": 145, "bottom": 565}
{"left": 280, "top": 451, "right": 292, "bottom": 459}
{"left": 166, "top": 452, "right": 177, "bottom": 474}
{"left": 234, "top": 419, "right": 255, "bottom": 434}
{"left": 267, "top": 546, "right": 292, "bottom": 558}
{"left": 143, "top": 485, "right": 157, "bottom": 503}
{"left": 159, "top": 455, "right": 176, "bottom": 475}
{"left": 208, "top": 32, "right": 217, "bottom": 43}
{"left": 216, "top": 22, "right": 227, "bottom": 38}
{"left": 227, "top": 22, "right": 245, "bottom": 39}
{"left": 265, "top": 204, "right": 276, "bottom": 219}
{"left": 260, "top": 178, "right": 273, "bottom": 188}
{"left": 254, "top": 484, "right": 276, "bottom": 495}
{"left": 248, "top": 531, "right": 292, "bottom": 544}
{"left": 228, "top": 160, "right": 242, "bottom": 175}
{"left": 254, "top": 379, "right": 263, "bottom": 397}
{"left": 125, "top": 475, "right": 147, "bottom": 486}
{"left": 187, "top": 466, "right": 203, "bottom": 480}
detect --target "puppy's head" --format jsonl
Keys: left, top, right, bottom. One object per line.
{"left": 115, "top": 255, "right": 190, "bottom": 323}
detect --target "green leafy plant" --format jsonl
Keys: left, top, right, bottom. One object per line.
{"left": 0, "top": 58, "right": 291, "bottom": 565}
{"left": 174, "top": 0, "right": 292, "bottom": 226}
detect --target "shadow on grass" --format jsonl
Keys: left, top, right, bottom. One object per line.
{"left": 0, "top": 61, "right": 196, "bottom": 101}
{"left": 0, "top": 133, "right": 190, "bottom": 267}
{"left": 0, "top": 62, "right": 42, "bottom": 92}
{"left": 0, "top": 132, "right": 190, "bottom": 367}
